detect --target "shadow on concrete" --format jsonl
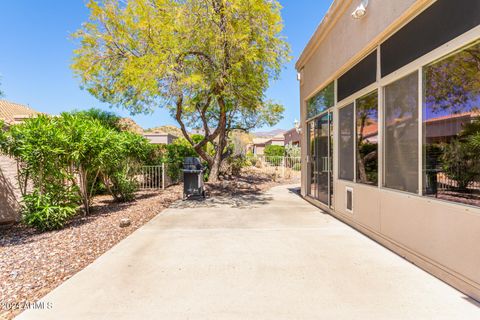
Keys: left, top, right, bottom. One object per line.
{"left": 170, "top": 190, "right": 273, "bottom": 210}
{"left": 462, "top": 296, "right": 480, "bottom": 308}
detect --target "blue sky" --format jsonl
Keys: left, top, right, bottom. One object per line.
{"left": 0, "top": 0, "right": 330, "bottom": 131}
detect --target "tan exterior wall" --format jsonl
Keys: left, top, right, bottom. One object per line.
{"left": 143, "top": 134, "right": 177, "bottom": 145}
{"left": 297, "top": 0, "right": 480, "bottom": 301}
{"left": 0, "top": 155, "right": 21, "bottom": 224}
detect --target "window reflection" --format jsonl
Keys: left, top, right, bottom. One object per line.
{"left": 423, "top": 41, "right": 480, "bottom": 207}
{"left": 307, "top": 82, "right": 334, "bottom": 119}
{"left": 356, "top": 91, "right": 378, "bottom": 185}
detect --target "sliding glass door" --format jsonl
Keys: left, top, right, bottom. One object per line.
{"left": 307, "top": 111, "right": 334, "bottom": 207}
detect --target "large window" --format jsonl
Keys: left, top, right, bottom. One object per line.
{"left": 384, "top": 72, "right": 419, "bottom": 193}
{"left": 339, "top": 103, "right": 354, "bottom": 181}
{"left": 307, "top": 82, "right": 334, "bottom": 119}
{"left": 423, "top": 41, "right": 480, "bottom": 207}
{"left": 356, "top": 91, "right": 378, "bottom": 185}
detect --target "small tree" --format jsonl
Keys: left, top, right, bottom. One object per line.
{"left": 264, "top": 145, "right": 285, "bottom": 157}
{"left": 285, "top": 144, "right": 300, "bottom": 158}
{"left": 441, "top": 139, "right": 480, "bottom": 191}
{"left": 72, "top": 0, "right": 290, "bottom": 182}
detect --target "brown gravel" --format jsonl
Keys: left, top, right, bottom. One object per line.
{"left": 0, "top": 174, "right": 298, "bottom": 319}
{"left": 0, "top": 185, "right": 183, "bottom": 320}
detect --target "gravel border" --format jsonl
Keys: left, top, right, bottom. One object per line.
{"left": 0, "top": 174, "right": 298, "bottom": 319}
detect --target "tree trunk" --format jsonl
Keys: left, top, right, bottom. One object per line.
{"left": 207, "top": 97, "right": 228, "bottom": 182}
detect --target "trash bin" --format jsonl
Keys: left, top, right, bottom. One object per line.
{"left": 182, "top": 157, "right": 206, "bottom": 200}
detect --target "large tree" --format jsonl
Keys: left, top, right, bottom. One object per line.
{"left": 72, "top": 0, "right": 290, "bottom": 181}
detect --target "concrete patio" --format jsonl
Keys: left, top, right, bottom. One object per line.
{"left": 18, "top": 185, "right": 479, "bottom": 319}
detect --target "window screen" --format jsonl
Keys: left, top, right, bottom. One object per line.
{"left": 339, "top": 103, "right": 354, "bottom": 181}
{"left": 384, "top": 72, "right": 419, "bottom": 193}
{"left": 381, "top": 0, "right": 480, "bottom": 77}
{"left": 338, "top": 51, "right": 377, "bottom": 102}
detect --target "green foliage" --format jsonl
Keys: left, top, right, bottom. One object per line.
{"left": 72, "top": 0, "right": 290, "bottom": 181}
{"left": 164, "top": 137, "right": 199, "bottom": 181}
{"left": 264, "top": 145, "right": 285, "bottom": 157}
{"left": 441, "top": 139, "right": 480, "bottom": 191}
{"left": 284, "top": 144, "right": 300, "bottom": 158}
{"left": 1, "top": 110, "right": 152, "bottom": 230}
{"left": 226, "top": 156, "right": 249, "bottom": 176}
{"left": 22, "top": 189, "right": 79, "bottom": 231}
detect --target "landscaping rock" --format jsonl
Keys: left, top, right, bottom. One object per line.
{"left": 119, "top": 218, "right": 131, "bottom": 228}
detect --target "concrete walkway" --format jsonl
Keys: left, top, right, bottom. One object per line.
{"left": 18, "top": 185, "right": 479, "bottom": 319}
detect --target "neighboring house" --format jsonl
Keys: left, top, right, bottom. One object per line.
{"left": 0, "top": 100, "right": 41, "bottom": 126}
{"left": 143, "top": 133, "right": 177, "bottom": 145}
{"left": 249, "top": 138, "right": 268, "bottom": 156}
{"left": 0, "top": 100, "right": 41, "bottom": 224}
{"left": 265, "top": 133, "right": 285, "bottom": 147}
{"left": 283, "top": 128, "right": 300, "bottom": 146}
{"left": 296, "top": 0, "right": 480, "bottom": 301}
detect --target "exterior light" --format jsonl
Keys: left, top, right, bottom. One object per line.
{"left": 352, "top": 0, "right": 368, "bottom": 19}
{"left": 294, "top": 119, "right": 301, "bottom": 134}
{"left": 297, "top": 72, "right": 301, "bottom": 81}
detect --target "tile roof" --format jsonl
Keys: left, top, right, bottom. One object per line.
{"left": 0, "top": 100, "right": 41, "bottom": 125}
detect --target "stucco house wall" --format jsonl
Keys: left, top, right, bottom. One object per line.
{"left": 0, "top": 155, "right": 21, "bottom": 224}
{"left": 297, "top": 0, "right": 480, "bottom": 301}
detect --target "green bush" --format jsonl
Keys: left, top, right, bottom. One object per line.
{"left": 110, "top": 171, "right": 137, "bottom": 202}
{"left": 227, "top": 156, "right": 249, "bottom": 176}
{"left": 22, "top": 189, "right": 78, "bottom": 231}
{"left": 0, "top": 110, "right": 153, "bottom": 230}
{"left": 442, "top": 139, "right": 480, "bottom": 191}
{"left": 264, "top": 145, "right": 285, "bottom": 157}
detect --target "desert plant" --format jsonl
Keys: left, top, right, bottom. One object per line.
{"left": 441, "top": 139, "right": 480, "bottom": 191}
{"left": 22, "top": 188, "right": 79, "bottom": 231}
{"left": 285, "top": 144, "right": 300, "bottom": 158}
{"left": 264, "top": 145, "right": 285, "bottom": 157}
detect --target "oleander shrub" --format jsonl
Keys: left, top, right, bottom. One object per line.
{"left": 0, "top": 110, "right": 152, "bottom": 230}
{"left": 22, "top": 189, "right": 79, "bottom": 231}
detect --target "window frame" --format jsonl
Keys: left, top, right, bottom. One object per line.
{"left": 303, "top": 24, "right": 480, "bottom": 211}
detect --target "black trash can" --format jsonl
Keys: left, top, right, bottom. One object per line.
{"left": 182, "top": 157, "right": 206, "bottom": 200}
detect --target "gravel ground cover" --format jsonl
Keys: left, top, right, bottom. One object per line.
{"left": 0, "top": 173, "right": 298, "bottom": 319}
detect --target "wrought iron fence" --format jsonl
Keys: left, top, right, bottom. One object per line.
{"left": 136, "top": 162, "right": 183, "bottom": 190}
{"left": 245, "top": 156, "right": 301, "bottom": 179}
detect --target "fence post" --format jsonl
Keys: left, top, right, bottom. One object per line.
{"left": 162, "top": 163, "right": 165, "bottom": 190}
{"left": 282, "top": 157, "right": 285, "bottom": 178}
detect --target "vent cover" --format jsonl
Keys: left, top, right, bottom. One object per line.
{"left": 346, "top": 187, "right": 353, "bottom": 213}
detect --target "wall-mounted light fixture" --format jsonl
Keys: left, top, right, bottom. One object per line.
{"left": 352, "top": 0, "right": 369, "bottom": 19}
{"left": 296, "top": 72, "right": 301, "bottom": 81}
{"left": 294, "top": 119, "right": 301, "bottom": 134}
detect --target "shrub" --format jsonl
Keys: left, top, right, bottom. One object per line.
{"left": 293, "top": 163, "right": 301, "bottom": 171}
{"left": 109, "top": 171, "right": 137, "bottom": 202}
{"left": 442, "top": 139, "right": 480, "bottom": 191}
{"left": 264, "top": 145, "right": 285, "bottom": 157}
{"left": 227, "top": 156, "right": 249, "bottom": 176}
{"left": 22, "top": 189, "right": 78, "bottom": 231}
{"left": 1, "top": 110, "right": 153, "bottom": 230}
{"left": 285, "top": 144, "right": 300, "bottom": 158}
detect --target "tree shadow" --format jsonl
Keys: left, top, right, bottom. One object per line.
{"left": 170, "top": 175, "right": 276, "bottom": 209}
